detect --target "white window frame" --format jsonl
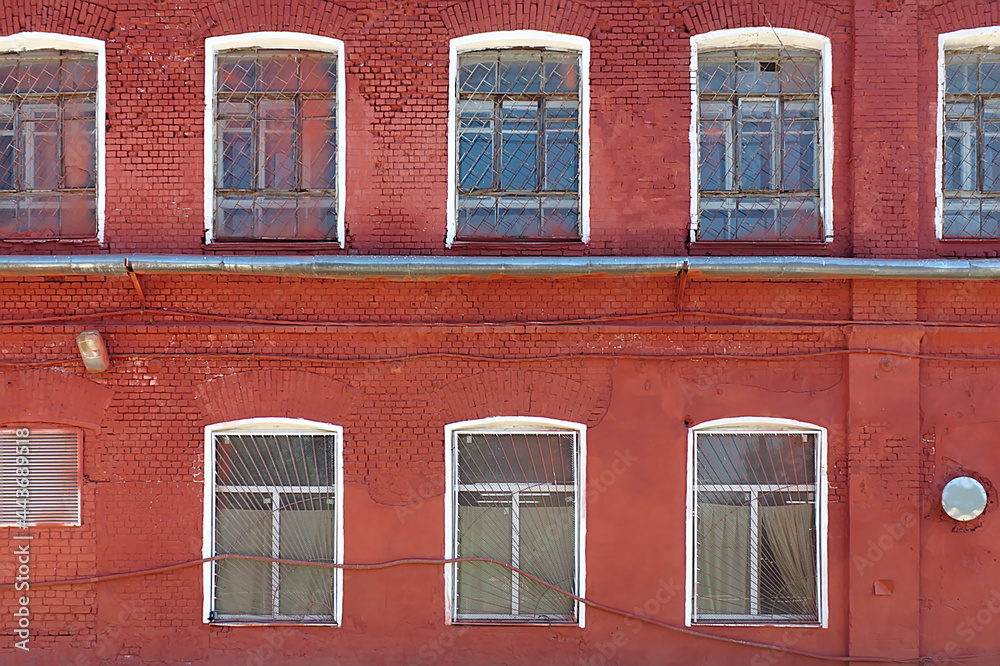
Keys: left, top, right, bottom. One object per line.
{"left": 0, "top": 426, "right": 82, "bottom": 527}
{"left": 444, "top": 416, "right": 586, "bottom": 626}
{"left": 446, "top": 31, "right": 590, "bottom": 247}
{"left": 0, "top": 32, "right": 105, "bottom": 243}
{"left": 202, "top": 417, "right": 344, "bottom": 625}
{"left": 685, "top": 417, "right": 828, "bottom": 627}
{"left": 203, "top": 32, "right": 346, "bottom": 246}
{"left": 936, "top": 27, "right": 1000, "bottom": 238}
{"left": 689, "top": 28, "right": 833, "bottom": 243}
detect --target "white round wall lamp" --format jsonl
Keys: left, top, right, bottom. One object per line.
{"left": 941, "top": 476, "right": 988, "bottom": 521}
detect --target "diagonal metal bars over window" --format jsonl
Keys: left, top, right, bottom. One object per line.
{"left": 457, "top": 49, "right": 581, "bottom": 241}
{"left": 0, "top": 51, "right": 97, "bottom": 239}
{"left": 211, "top": 433, "right": 338, "bottom": 622}
{"left": 692, "top": 432, "right": 819, "bottom": 624}
{"left": 944, "top": 49, "right": 1000, "bottom": 238}
{"left": 453, "top": 431, "right": 579, "bottom": 622}
{"left": 214, "top": 49, "right": 338, "bottom": 241}
{"left": 697, "top": 49, "right": 822, "bottom": 241}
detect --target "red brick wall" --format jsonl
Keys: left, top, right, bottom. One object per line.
{"left": 0, "top": 0, "right": 999, "bottom": 664}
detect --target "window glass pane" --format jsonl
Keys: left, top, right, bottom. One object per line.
{"left": 261, "top": 106, "right": 295, "bottom": 189}
{"left": 946, "top": 53, "right": 978, "bottom": 94}
{"left": 457, "top": 196, "right": 496, "bottom": 237}
{"left": 0, "top": 105, "right": 13, "bottom": 190}
{"left": 457, "top": 433, "right": 575, "bottom": 486}
{"left": 62, "top": 56, "right": 97, "bottom": 92}
{"left": 299, "top": 54, "right": 337, "bottom": 93}
{"left": 216, "top": 434, "right": 335, "bottom": 486}
{"left": 500, "top": 100, "right": 538, "bottom": 190}
{"left": 738, "top": 100, "right": 776, "bottom": 191}
{"left": 981, "top": 54, "right": 1000, "bottom": 94}
{"left": 779, "top": 196, "right": 821, "bottom": 240}
{"left": 260, "top": 54, "right": 299, "bottom": 93}
{"left": 943, "top": 198, "right": 981, "bottom": 237}
{"left": 696, "top": 497, "right": 751, "bottom": 614}
{"left": 736, "top": 55, "right": 780, "bottom": 94}
{"left": 215, "top": 492, "right": 272, "bottom": 615}
{"left": 541, "top": 197, "right": 578, "bottom": 238}
{"left": 294, "top": 197, "right": 338, "bottom": 239}
{"left": 696, "top": 432, "right": 815, "bottom": 485}
{"left": 497, "top": 197, "right": 540, "bottom": 236}
{"left": 457, "top": 494, "right": 514, "bottom": 615}
{"left": 18, "top": 55, "right": 60, "bottom": 93}
{"left": 699, "top": 57, "right": 734, "bottom": 94}
{"left": 543, "top": 54, "right": 579, "bottom": 94}
{"left": 218, "top": 55, "right": 256, "bottom": 93}
{"left": 518, "top": 495, "right": 574, "bottom": 617}
{"left": 459, "top": 54, "right": 496, "bottom": 94}
{"left": 544, "top": 123, "right": 578, "bottom": 191}
{"left": 499, "top": 53, "right": 541, "bottom": 94}
{"left": 300, "top": 117, "right": 336, "bottom": 189}
{"left": 459, "top": 100, "right": 494, "bottom": 190}
{"left": 779, "top": 56, "right": 816, "bottom": 93}
{"left": 278, "top": 493, "right": 336, "bottom": 617}
{"left": 782, "top": 119, "right": 815, "bottom": 190}
{"left": 219, "top": 119, "right": 254, "bottom": 190}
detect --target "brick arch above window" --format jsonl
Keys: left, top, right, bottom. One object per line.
{"left": 193, "top": 370, "right": 356, "bottom": 425}
{"left": 676, "top": 0, "right": 845, "bottom": 39}
{"left": 439, "top": 0, "right": 598, "bottom": 39}
{"left": 431, "top": 369, "right": 610, "bottom": 426}
{"left": 0, "top": 369, "right": 113, "bottom": 429}
{"left": 193, "top": 4, "right": 350, "bottom": 39}
{"left": 0, "top": 4, "right": 115, "bottom": 39}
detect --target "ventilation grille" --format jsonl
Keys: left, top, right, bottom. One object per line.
{"left": 0, "top": 428, "right": 81, "bottom": 526}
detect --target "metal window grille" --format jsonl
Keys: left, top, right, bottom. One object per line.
{"left": 943, "top": 49, "right": 1000, "bottom": 238}
{"left": 214, "top": 49, "right": 338, "bottom": 241}
{"left": 692, "top": 431, "right": 820, "bottom": 624}
{"left": 0, "top": 428, "right": 81, "bottom": 526}
{"left": 0, "top": 50, "right": 97, "bottom": 239}
{"left": 211, "top": 432, "right": 338, "bottom": 623}
{"left": 453, "top": 431, "right": 579, "bottom": 623}
{"left": 697, "top": 49, "right": 822, "bottom": 241}
{"left": 456, "top": 49, "right": 582, "bottom": 241}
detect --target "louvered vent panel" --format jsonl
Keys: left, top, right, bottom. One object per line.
{"left": 0, "top": 429, "right": 81, "bottom": 526}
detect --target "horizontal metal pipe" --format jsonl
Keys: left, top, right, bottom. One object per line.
{"left": 0, "top": 254, "right": 999, "bottom": 280}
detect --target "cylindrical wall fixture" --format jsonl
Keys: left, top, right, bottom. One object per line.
{"left": 75, "top": 330, "right": 110, "bottom": 373}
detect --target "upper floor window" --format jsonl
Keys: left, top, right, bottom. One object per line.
{"left": 691, "top": 29, "right": 832, "bottom": 243}
{"left": 445, "top": 417, "right": 585, "bottom": 624}
{"left": 687, "top": 418, "right": 827, "bottom": 626}
{"left": 203, "top": 418, "right": 343, "bottom": 624}
{"left": 448, "top": 32, "right": 589, "bottom": 245}
{"left": 939, "top": 29, "right": 1000, "bottom": 238}
{"left": 0, "top": 34, "right": 104, "bottom": 241}
{"left": 204, "top": 34, "right": 345, "bottom": 245}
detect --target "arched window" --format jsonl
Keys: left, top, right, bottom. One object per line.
{"left": 691, "top": 29, "right": 833, "bottom": 243}
{"left": 938, "top": 28, "right": 1000, "bottom": 238}
{"left": 203, "top": 418, "right": 343, "bottom": 624}
{"left": 445, "top": 417, "right": 586, "bottom": 624}
{"left": 687, "top": 417, "right": 827, "bottom": 626}
{"left": 204, "top": 33, "right": 345, "bottom": 244}
{"left": 448, "top": 31, "right": 590, "bottom": 245}
{"left": 0, "top": 33, "right": 104, "bottom": 241}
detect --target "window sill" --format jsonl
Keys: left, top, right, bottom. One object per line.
{"left": 688, "top": 240, "right": 832, "bottom": 256}
{"left": 448, "top": 239, "right": 587, "bottom": 254}
{"left": 0, "top": 237, "right": 102, "bottom": 246}
{"left": 203, "top": 241, "right": 345, "bottom": 253}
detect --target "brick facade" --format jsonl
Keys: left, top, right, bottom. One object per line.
{"left": 0, "top": 0, "right": 998, "bottom": 663}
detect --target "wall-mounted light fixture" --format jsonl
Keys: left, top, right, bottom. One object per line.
{"left": 75, "top": 330, "right": 110, "bottom": 373}
{"left": 942, "top": 476, "right": 988, "bottom": 521}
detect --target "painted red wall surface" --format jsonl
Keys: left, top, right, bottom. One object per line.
{"left": 0, "top": 0, "right": 999, "bottom": 664}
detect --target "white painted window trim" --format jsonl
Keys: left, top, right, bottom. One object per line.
{"left": 689, "top": 28, "right": 833, "bottom": 243}
{"left": 446, "top": 31, "right": 591, "bottom": 247}
{"left": 443, "top": 416, "right": 586, "bottom": 627}
{"left": 685, "top": 416, "right": 828, "bottom": 628}
{"left": 0, "top": 33, "right": 106, "bottom": 244}
{"left": 936, "top": 28, "right": 1000, "bottom": 238}
{"left": 202, "top": 417, "right": 344, "bottom": 626}
{"left": 203, "top": 32, "right": 346, "bottom": 246}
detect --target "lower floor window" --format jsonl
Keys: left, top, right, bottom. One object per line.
{"left": 449, "top": 421, "right": 583, "bottom": 624}
{"left": 0, "top": 427, "right": 81, "bottom": 526}
{"left": 206, "top": 421, "right": 341, "bottom": 624}
{"left": 690, "top": 420, "right": 825, "bottom": 625}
